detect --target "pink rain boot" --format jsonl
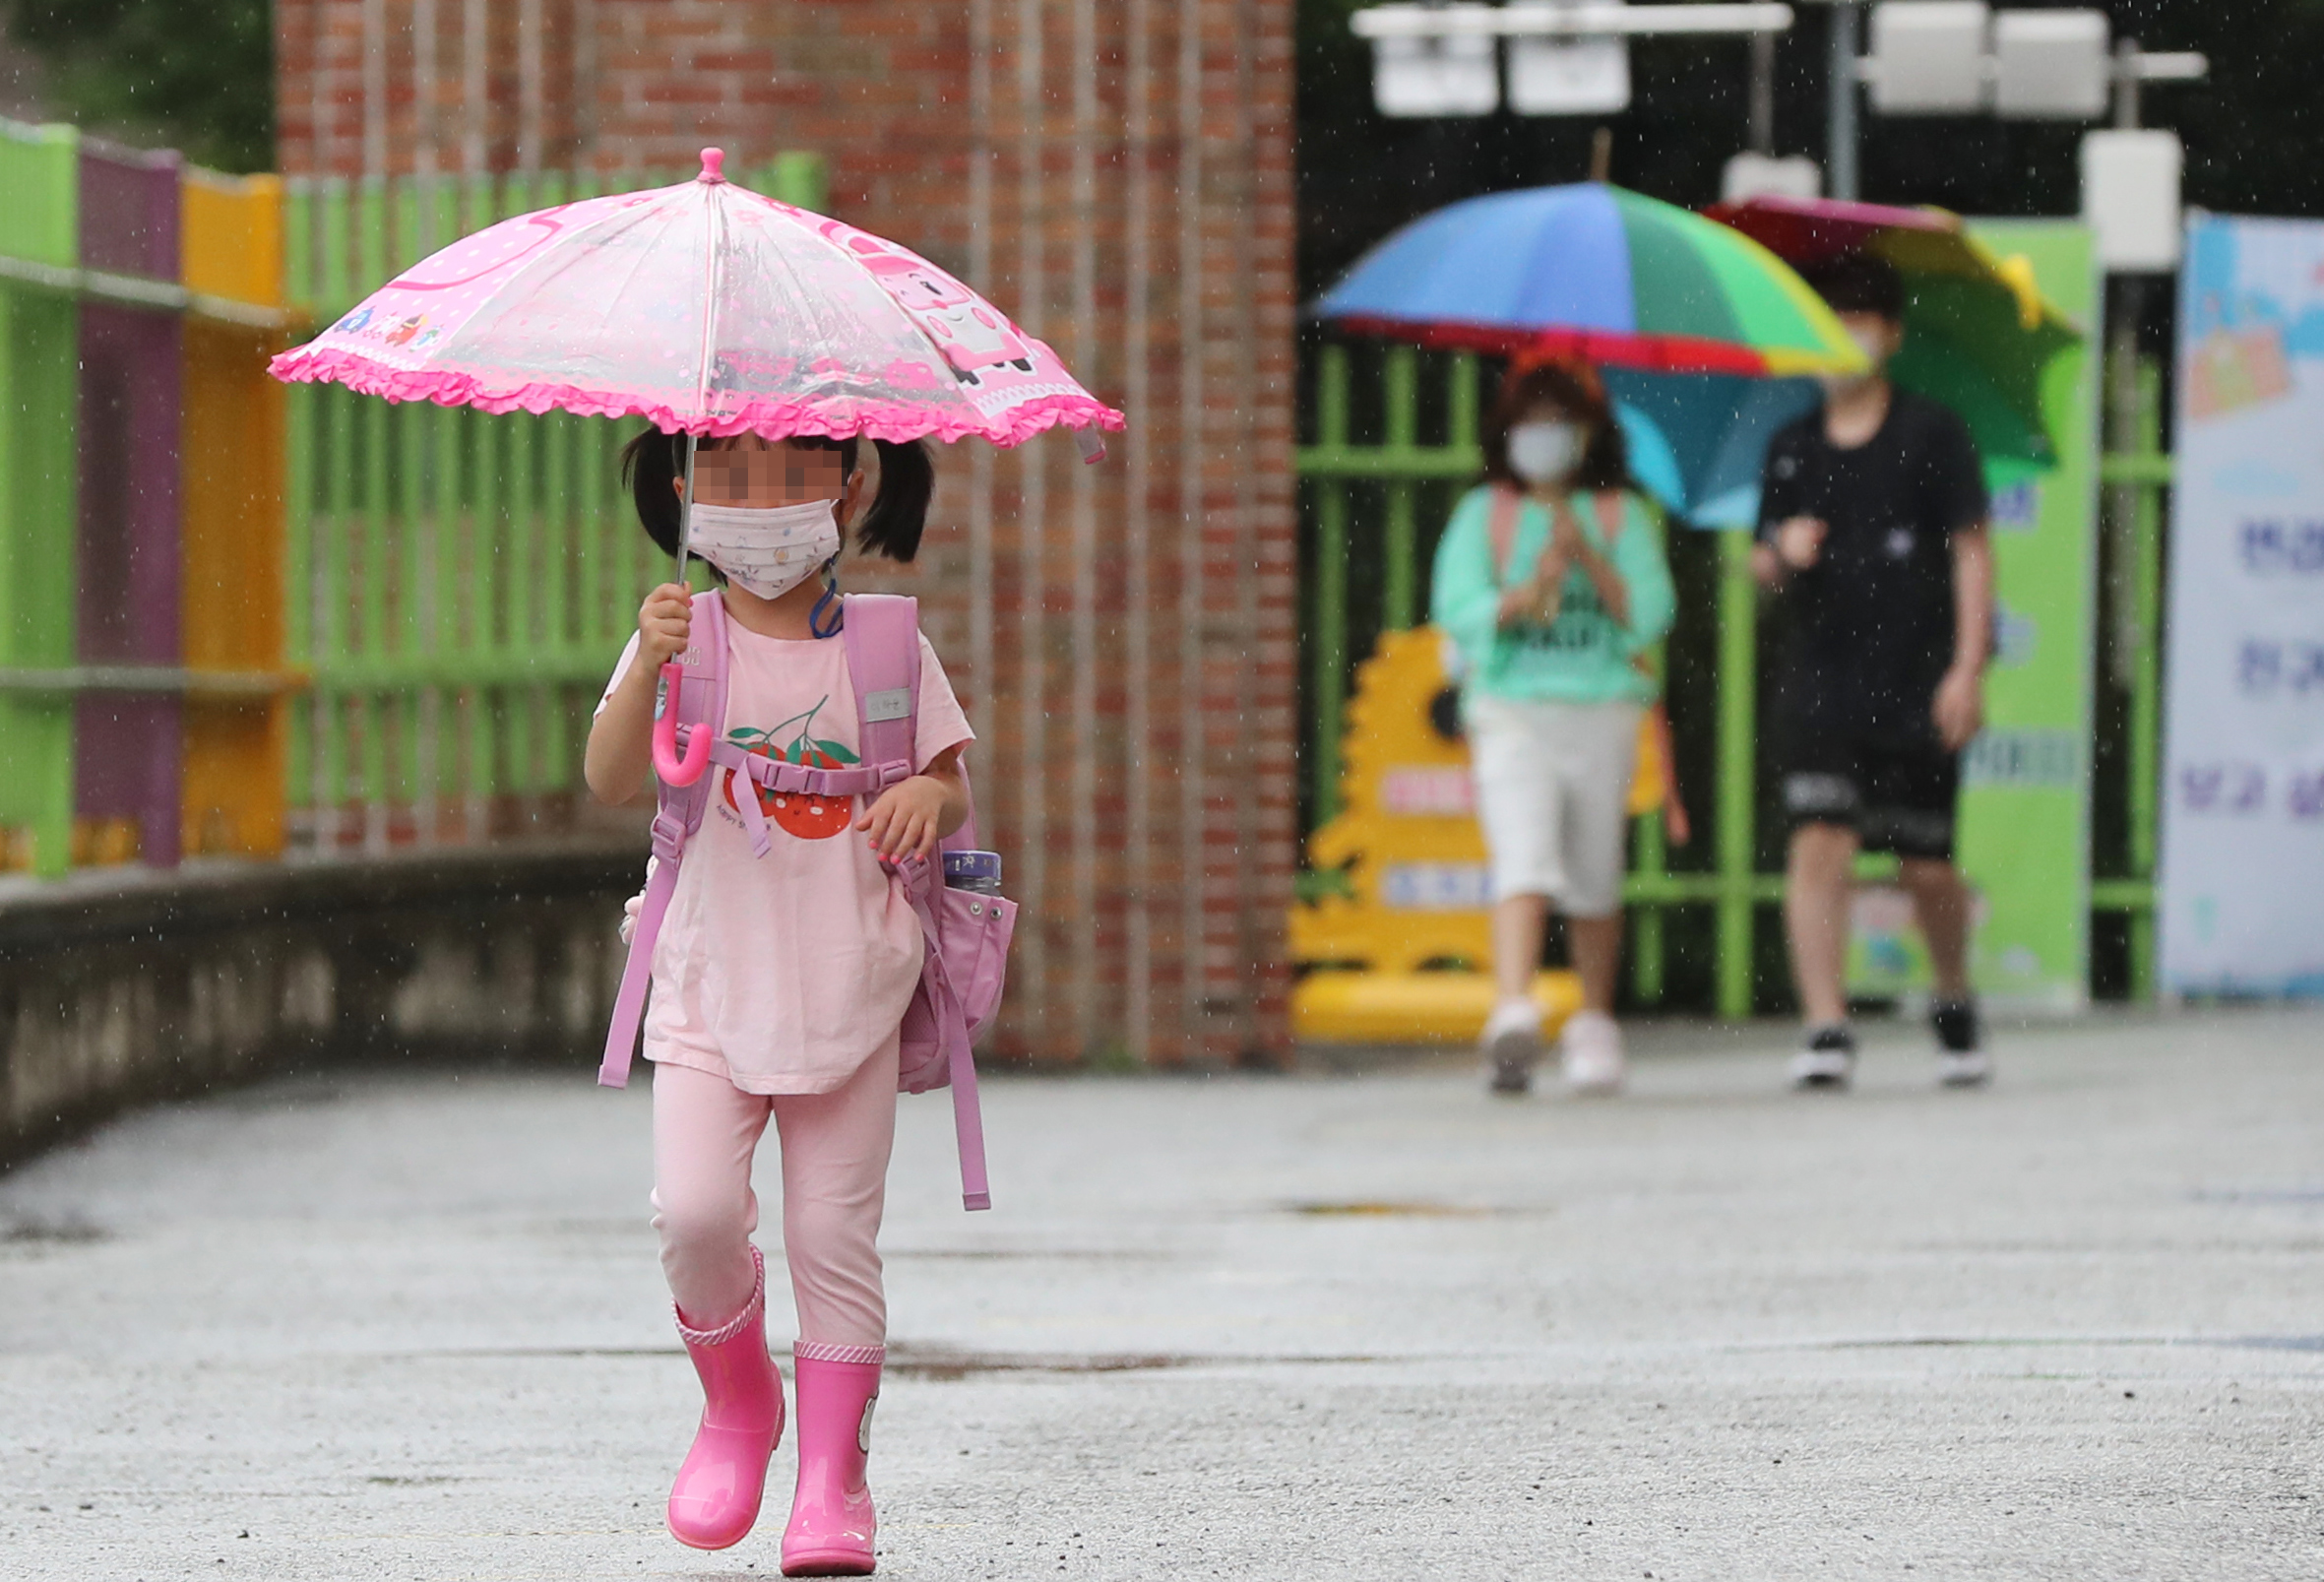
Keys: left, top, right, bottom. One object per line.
{"left": 666, "top": 1246, "right": 785, "bottom": 1550}
{"left": 780, "top": 1346, "right": 883, "bottom": 1576}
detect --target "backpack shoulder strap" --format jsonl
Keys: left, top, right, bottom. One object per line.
{"left": 844, "top": 591, "right": 994, "bottom": 1211}
{"left": 597, "top": 590, "right": 727, "bottom": 1089}
{"left": 1591, "top": 489, "right": 1629, "bottom": 545}
{"left": 1485, "top": 485, "right": 1524, "bottom": 585}
{"left": 840, "top": 593, "right": 922, "bottom": 790}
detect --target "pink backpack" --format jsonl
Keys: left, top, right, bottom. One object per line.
{"left": 597, "top": 591, "right": 1016, "bottom": 1211}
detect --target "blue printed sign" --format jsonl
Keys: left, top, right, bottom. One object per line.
{"left": 2161, "top": 216, "right": 2324, "bottom": 994}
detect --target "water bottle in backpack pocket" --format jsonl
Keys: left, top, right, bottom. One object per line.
{"left": 892, "top": 849, "right": 1017, "bottom": 1097}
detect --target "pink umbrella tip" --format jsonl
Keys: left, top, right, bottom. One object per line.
{"left": 698, "top": 148, "right": 725, "bottom": 184}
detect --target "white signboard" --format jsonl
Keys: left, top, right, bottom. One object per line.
{"left": 2161, "top": 215, "right": 2324, "bottom": 995}
{"left": 1506, "top": 34, "right": 1631, "bottom": 115}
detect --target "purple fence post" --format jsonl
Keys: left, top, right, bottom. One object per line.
{"left": 74, "top": 140, "right": 185, "bottom": 869}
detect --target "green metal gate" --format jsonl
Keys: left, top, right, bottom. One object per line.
{"left": 1295, "top": 338, "right": 2167, "bottom": 1016}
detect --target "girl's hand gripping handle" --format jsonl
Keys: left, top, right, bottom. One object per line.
{"left": 637, "top": 583, "right": 710, "bottom": 788}
{"left": 652, "top": 663, "right": 714, "bottom": 787}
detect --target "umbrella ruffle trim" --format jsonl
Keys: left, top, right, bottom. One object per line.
{"left": 267, "top": 348, "right": 1126, "bottom": 446}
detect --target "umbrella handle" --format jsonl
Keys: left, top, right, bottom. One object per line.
{"left": 651, "top": 662, "right": 714, "bottom": 788}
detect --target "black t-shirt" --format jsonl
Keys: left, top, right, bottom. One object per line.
{"left": 1756, "top": 387, "right": 1988, "bottom": 743}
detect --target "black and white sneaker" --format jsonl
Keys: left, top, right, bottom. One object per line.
{"left": 1932, "top": 999, "right": 1990, "bottom": 1087}
{"left": 1788, "top": 1024, "right": 1856, "bottom": 1090}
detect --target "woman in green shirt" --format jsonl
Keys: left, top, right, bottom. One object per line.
{"left": 1430, "top": 360, "right": 1677, "bottom": 1098}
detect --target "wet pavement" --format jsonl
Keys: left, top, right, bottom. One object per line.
{"left": 5, "top": 1007, "right": 2322, "bottom": 1579}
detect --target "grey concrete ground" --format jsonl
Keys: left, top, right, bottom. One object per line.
{"left": 4, "top": 1009, "right": 2322, "bottom": 1581}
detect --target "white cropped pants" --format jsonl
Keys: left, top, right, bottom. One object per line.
{"left": 1467, "top": 695, "right": 1642, "bottom": 919}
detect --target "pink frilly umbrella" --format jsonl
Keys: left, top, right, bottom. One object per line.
{"left": 271, "top": 147, "right": 1123, "bottom": 785}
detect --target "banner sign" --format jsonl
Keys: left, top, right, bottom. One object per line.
{"left": 2161, "top": 215, "right": 2324, "bottom": 995}
{"left": 1850, "top": 221, "right": 2100, "bottom": 1010}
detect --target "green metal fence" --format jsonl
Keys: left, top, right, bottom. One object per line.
{"left": 279, "top": 158, "right": 826, "bottom": 852}
{"left": 1296, "top": 339, "right": 2169, "bottom": 1015}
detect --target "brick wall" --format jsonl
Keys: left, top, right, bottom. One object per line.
{"left": 275, "top": 0, "right": 1298, "bottom": 1064}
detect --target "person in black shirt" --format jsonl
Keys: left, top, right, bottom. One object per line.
{"left": 1752, "top": 252, "right": 1994, "bottom": 1090}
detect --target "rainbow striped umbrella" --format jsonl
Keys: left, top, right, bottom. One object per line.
{"left": 1313, "top": 182, "right": 1865, "bottom": 378}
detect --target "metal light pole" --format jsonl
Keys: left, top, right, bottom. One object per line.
{"left": 1750, "top": 29, "right": 1778, "bottom": 154}
{"left": 1825, "top": 0, "right": 1861, "bottom": 199}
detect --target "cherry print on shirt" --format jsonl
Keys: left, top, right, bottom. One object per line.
{"left": 722, "top": 697, "right": 860, "bottom": 841}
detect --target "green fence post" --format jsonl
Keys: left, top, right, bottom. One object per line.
{"left": 1312, "top": 345, "right": 1351, "bottom": 823}
{"left": 1382, "top": 345, "right": 1418, "bottom": 629}
{"left": 1631, "top": 812, "right": 1667, "bottom": 1005}
{"left": 1717, "top": 531, "right": 1759, "bottom": 1019}
{"left": 0, "top": 121, "right": 80, "bottom": 874}
{"left": 1447, "top": 352, "right": 1478, "bottom": 451}
{"left": 397, "top": 394, "right": 427, "bottom": 807}
{"left": 1630, "top": 512, "right": 1671, "bottom": 1007}
{"left": 471, "top": 402, "right": 500, "bottom": 811}
{"left": 359, "top": 176, "right": 391, "bottom": 827}
{"left": 541, "top": 410, "right": 575, "bottom": 791}
{"left": 314, "top": 178, "right": 355, "bottom": 839}
{"left": 319, "top": 384, "right": 350, "bottom": 830}
{"left": 430, "top": 178, "right": 466, "bottom": 824}
{"left": 579, "top": 417, "right": 608, "bottom": 653}
{"left": 508, "top": 412, "right": 538, "bottom": 795}
{"left": 499, "top": 174, "right": 537, "bottom": 801}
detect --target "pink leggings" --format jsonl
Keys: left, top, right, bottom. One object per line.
{"left": 650, "top": 1034, "right": 899, "bottom": 1347}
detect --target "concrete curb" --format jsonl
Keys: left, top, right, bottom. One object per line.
{"left": 0, "top": 839, "right": 646, "bottom": 1171}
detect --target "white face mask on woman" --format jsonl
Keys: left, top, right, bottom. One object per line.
{"left": 686, "top": 498, "right": 843, "bottom": 601}
{"left": 1506, "top": 419, "right": 1583, "bottom": 485}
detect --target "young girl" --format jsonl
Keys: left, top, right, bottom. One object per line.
{"left": 585, "top": 427, "right": 971, "bottom": 1575}
{"left": 1429, "top": 359, "right": 1676, "bottom": 1099}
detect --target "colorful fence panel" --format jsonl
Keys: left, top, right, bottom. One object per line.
{"left": 0, "top": 124, "right": 306, "bottom": 876}
{"left": 0, "top": 121, "right": 82, "bottom": 876}
{"left": 181, "top": 167, "right": 292, "bottom": 859}
{"left": 76, "top": 137, "right": 186, "bottom": 868}
{"left": 0, "top": 133, "right": 840, "bottom": 880}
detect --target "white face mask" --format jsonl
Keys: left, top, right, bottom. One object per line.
{"left": 1507, "top": 420, "right": 1582, "bottom": 485}
{"left": 686, "top": 498, "right": 843, "bottom": 601}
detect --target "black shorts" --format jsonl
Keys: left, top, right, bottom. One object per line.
{"left": 1780, "top": 728, "right": 1961, "bottom": 860}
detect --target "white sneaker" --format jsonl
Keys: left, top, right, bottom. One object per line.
{"left": 1788, "top": 1024, "right": 1856, "bottom": 1090}
{"left": 1481, "top": 999, "right": 1541, "bottom": 1096}
{"left": 1937, "top": 1048, "right": 1992, "bottom": 1088}
{"left": 1559, "top": 1010, "right": 1626, "bottom": 1095}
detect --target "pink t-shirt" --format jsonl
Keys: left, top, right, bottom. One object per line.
{"left": 600, "top": 602, "right": 974, "bottom": 1095}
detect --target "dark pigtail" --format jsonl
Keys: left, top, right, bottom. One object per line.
{"left": 854, "top": 437, "right": 934, "bottom": 562}
{"left": 619, "top": 427, "right": 688, "bottom": 564}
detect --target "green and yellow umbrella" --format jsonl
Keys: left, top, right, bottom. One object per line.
{"left": 1705, "top": 194, "right": 2085, "bottom": 477}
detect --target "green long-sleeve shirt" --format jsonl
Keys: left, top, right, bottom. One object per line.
{"left": 1429, "top": 485, "right": 1676, "bottom": 705}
